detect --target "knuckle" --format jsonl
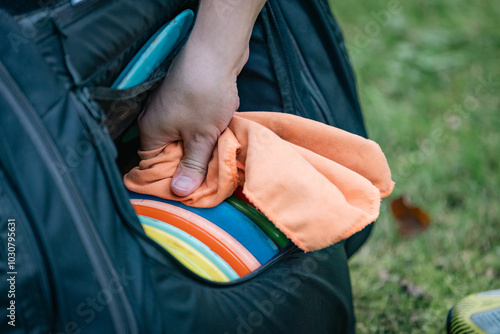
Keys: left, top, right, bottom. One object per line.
{"left": 186, "top": 131, "right": 219, "bottom": 149}
{"left": 179, "top": 157, "right": 208, "bottom": 174}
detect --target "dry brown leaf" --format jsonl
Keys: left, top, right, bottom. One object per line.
{"left": 390, "top": 196, "right": 430, "bottom": 237}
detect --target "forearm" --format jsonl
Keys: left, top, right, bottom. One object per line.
{"left": 185, "top": 0, "right": 266, "bottom": 73}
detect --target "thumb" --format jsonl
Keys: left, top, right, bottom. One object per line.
{"left": 171, "top": 135, "right": 218, "bottom": 197}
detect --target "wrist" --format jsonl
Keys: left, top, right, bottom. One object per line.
{"left": 184, "top": 0, "right": 264, "bottom": 75}
{"left": 180, "top": 37, "right": 249, "bottom": 79}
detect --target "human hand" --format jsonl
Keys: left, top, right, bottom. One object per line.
{"left": 138, "top": 41, "right": 248, "bottom": 197}
{"left": 137, "top": 0, "right": 265, "bottom": 197}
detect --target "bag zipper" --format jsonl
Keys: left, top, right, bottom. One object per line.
{"left": 75, "top": 89, "right": 147, "bottom": 238}
{"left": 317, "top": 0, "right": 364, "bottom": 116}
{"left": 266, "top": 1, "right": 310, "bottom": 119}
{"left": 301, "top": 70, "right": 337, "bottom": 125}
{"left": 266, "top": 1, "right": 337, "bottom": 125}
{"left": 0, "top": 61, "right": 137, "bottom": 334}
{"left": 288, "top": 30, "right": 337, "bottom": 126}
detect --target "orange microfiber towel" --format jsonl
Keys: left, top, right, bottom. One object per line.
{"left": 124, "top": 112, "right": 394, "bottom": 251}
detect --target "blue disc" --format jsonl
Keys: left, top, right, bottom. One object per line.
{"left": 138, "top": 215, "right": 239, "bottom": 280}
{"left": 129, "top": 192, "right": 279, "bottom": 264}
{"left": 112, "top": 9, "right": 195, "bottom": 89}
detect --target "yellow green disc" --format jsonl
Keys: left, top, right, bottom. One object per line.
{"left": 142, "top": 224, "right": 229, "bottom": 282}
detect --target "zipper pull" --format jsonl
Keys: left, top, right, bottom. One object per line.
{"left": 78, "top": 87, "right": 106, "bottom": 123}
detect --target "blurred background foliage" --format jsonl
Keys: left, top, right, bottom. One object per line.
{"left": 329, "top": 0, "right": 500, "bottom": 332}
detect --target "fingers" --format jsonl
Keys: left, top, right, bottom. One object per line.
{"left": 171, "top": 133, "right": 218, "bottom": 197}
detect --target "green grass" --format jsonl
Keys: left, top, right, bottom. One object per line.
{"left": 329, "top": 0, "right": 500, "bottom": 332}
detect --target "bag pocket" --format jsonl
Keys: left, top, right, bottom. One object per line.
{"left": 77, "top": 35, "right": 181, "bottom": 174}
{"left": 78, "top": 72, "right": 164, "bottom": 176}
{"left": 16, "top": 0, "right": 198, "bottom": 141}
{"left": 84, "top": 75, "right": 164, "bottom": 141}
{"left": 18, "top": 0, "right": 199, "bottom": 87}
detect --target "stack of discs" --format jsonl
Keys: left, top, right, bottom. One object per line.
{"left": 129, "top": 189, "right": 290, "bottom": 282}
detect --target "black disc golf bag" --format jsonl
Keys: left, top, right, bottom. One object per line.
{"left": 0, "top": 0, "right": 369, "bottom": 333}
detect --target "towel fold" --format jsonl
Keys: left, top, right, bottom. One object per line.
{"left": 124, "top": 112, "right": 394, "bottom": 251}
